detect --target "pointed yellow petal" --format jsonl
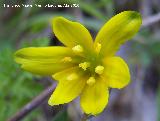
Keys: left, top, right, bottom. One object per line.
{"left": 52, "top": 67, "right": 79, "bottom": 81}
{"left": 95, "top": 11, "right": 142, "bottom": 57}
{"left": 80, "top": 79, "right": 109, "bottom": 115}
{"left": 52, "top": 17, "right": 93, "bottom": 51}
{"left": 20, "top": 63, "right": 74, "bottom": 76}
{"left": 14, "top": 47, "right": 76, "bottom": 75}
{"left": 48, "top": 68, "right": 87, "bottom": 105}
{"left": 103, "top": 56, "right": 130, "bottom": 89}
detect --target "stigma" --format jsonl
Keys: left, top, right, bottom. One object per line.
{"left": 79, "top": 62, "right": 90, "bottom": 71}
{"left": 95, "top": 65, "right": 104, "bottom": 74}
{"left": 87, "top": 77, "right": 96, "bottom": 86}
{"left": 72, "top": 45, "right": 83, "bottom": 53}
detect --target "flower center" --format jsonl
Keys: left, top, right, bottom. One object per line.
{"left": 79, "top": 62, "right": 90, "bottom": 71}
{"left": 72, "top": 44, "right": 105, "bottom": 86}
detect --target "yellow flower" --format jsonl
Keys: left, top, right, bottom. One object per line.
{"left": 14, "top": 11, "right": 142, "bottom": 115}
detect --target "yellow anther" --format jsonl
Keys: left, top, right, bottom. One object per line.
{"left": 79, "top": 62, "right": 90, "bottom": 70}
{"left": 95, "top": 43, "right": 101, "bottom": 53}
{"left": 95, "top": 65, "right": 104, "bottom": 74}
{"left": 72, "top": 45, "right": 83, "bottom": 53}
{"left": 87, "top": 77, "right": 96, "bottom": 86}
{"left": 67, "top": 73, "right": 78, "bottom": 81}
{"left": 61, "top": 57, "right": 72, "bottom": 63}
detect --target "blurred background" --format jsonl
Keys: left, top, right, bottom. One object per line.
{"left": 0, "top": 0, "right": 160, "bottom": 121}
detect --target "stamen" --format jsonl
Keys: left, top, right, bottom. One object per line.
{"left": 67, "top": 73, "right": 78, "bottom": 81}
{"left": 72, "top": 45, "right": 83, "bottom": 53}
{"left": 61, "top": 57, "right": 72, "bottom": 63}
{"left": 87, "top": 77, "right": 96, "bottom": 86}
{"left": 79, "top": 62, "right": 90, "bottom": 70}
{"left": 95, "top": 65, "right": 104, "bottom": 74}
{"left": 95, "top": 43, "right": 101, "bottom": 53}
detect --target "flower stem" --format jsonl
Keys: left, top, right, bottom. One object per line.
{"left": 7, "top": 83, "right": 56, "bottom": 121}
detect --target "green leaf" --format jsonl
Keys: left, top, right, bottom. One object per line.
{"left": 158, "top": 87, "right": 160, "bottom": 121}
{"left": 53, "top": 109, "right": 69, "bottom": 121}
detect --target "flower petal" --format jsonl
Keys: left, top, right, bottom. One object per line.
{"left": 80, "top": 79, "right": 109, "bottom": 115}
{"left": 94, "top": 11, "right": 142, "bottom": 57}
{"left": 102, "top": 56, "right": 130, "bottom": 89}
{"left": 52, "top": 17, "right": 93, "bottom": 51}
{"left": 48, "top": 67, "right": 87, "bottom": 105}
{"left": 14, "top": 47, "right": 76, "bottom": 75}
